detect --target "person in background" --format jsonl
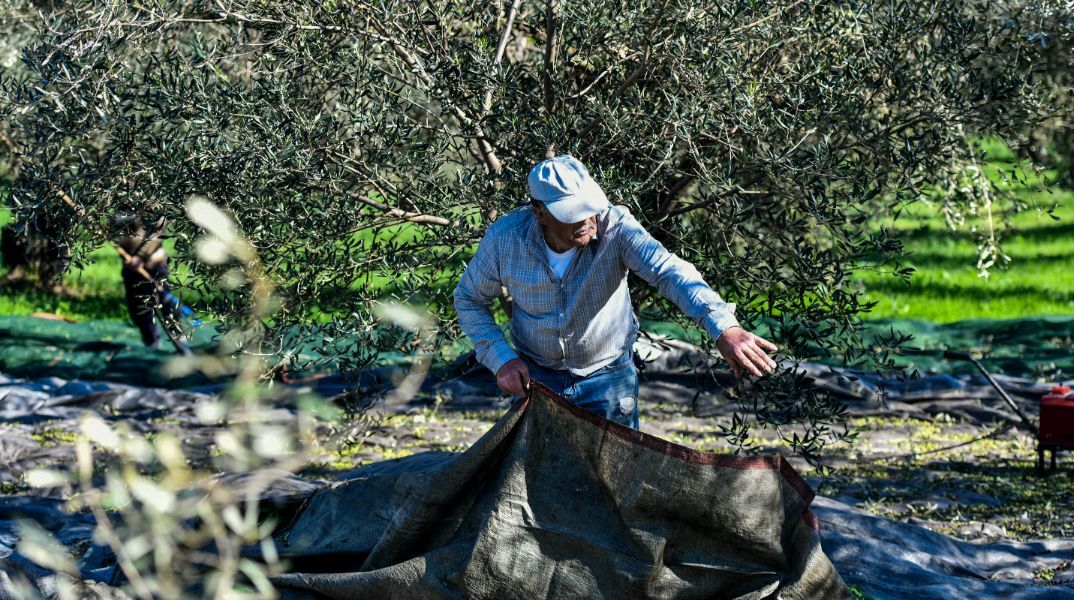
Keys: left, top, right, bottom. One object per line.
{"left": 114, "top": 214, "right": 189, "bottom": 354}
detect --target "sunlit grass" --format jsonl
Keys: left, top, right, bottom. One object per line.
{"left": 0, "top": 241, "right": 128, "bottom": 321}
{"left": 855, "top": 138, "right": 1074, "bottom": 321}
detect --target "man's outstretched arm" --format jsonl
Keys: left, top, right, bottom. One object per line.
{"left": 453, "top": 234, "right": 530, "bottom": 395}
{"left": 618, "top": 209, "right": 777, "bottom": 377}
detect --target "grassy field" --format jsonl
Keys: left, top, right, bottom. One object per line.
{"left": 0, "top": 205, "right": 147, "bottom": 320}
{"left": 0, "top": 246, "right": 128, "bottom": 321}
{"left": 0, "top": 139, "right": 1071, "bottom": 324}
{"left": 856, "top": 139, "right": 1074, "bottom": 321}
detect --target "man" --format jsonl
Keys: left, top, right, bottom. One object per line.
{"left": 115, "top": 214, "right": 190, "bottom": 355}
{"left": 454, "top": 155, "right": 777, "bottom": 428}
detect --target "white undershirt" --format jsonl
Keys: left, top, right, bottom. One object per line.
{"left": 544, "top": 243, "right": 578, "bottom": 279}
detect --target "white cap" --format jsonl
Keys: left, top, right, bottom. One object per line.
{"left": 527, "top": 155, "right": 609, "bottom": 223}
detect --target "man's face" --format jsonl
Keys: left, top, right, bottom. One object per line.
{"left": 533, "top": 205, "right": 598, "bottom": 252}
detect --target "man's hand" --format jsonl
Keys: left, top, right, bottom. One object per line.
{"left": 125, "top": 254, "right": 144, "bottom": 270}
{"left": 495, "top": 358, "right": 530, "bottom": 396}
{"left": 716, "top": 326, "right": 778, "bottom": 378}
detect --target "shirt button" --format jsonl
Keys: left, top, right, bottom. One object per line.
{"left": 559, "top": 312, "right": 565, "bottom": 317}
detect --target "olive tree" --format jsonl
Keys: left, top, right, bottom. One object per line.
{"left": 2, "top": 0, "right": 1065, "bottom": 459}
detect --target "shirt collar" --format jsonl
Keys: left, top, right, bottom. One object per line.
{"left": 525, "top": 212, "right": 547, "bottom": 254}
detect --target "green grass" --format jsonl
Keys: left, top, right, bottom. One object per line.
{"left": 0, "top": 242, "right": 129, "bottom": 321}
{"left": 856, "top": 138, "right": 1074, "bottom": 321}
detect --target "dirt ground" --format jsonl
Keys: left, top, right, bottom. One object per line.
{"left": 301, "top": 378, "right": 1073, "bottom": 545}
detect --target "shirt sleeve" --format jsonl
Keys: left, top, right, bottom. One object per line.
{"left": 617, "top": 208, "right": 740, "bottom": 341}
{"left": 453, "top": 227, "right": 520, "bottom": 375}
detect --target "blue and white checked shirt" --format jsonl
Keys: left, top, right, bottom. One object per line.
{"left": 454, "top": 205, "right": 740, "bottom": 377}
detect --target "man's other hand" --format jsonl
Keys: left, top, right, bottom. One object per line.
{"left": 495, "top": 358, "right": 530, "bottom": 396}
{"left": 715, "top": 327, "right": 778, "bottom": 378}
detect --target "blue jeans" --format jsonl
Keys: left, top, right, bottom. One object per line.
{"left": 522, "top": 351, "right": 640, "bottom": 429}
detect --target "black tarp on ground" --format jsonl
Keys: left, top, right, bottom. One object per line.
{"left": 3, "top": 314, "right": 1074, "bottom": 391}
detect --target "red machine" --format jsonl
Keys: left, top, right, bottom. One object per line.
{"left": 945, "top": 351, "right": 1068, "bottom": 474}
{"left": 1040, "top": 385, "right": 1074, "bottom": 472}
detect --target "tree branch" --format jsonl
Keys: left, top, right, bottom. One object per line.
{"left": 492, "top": 0, "right": 521, "bottom": 67}
{"left": 543, "top": 0, "right": 558, "bottom": 120}
{"left": 309, "top": 165, "right": 458, "bottom": 228}
{"left": 354, "top": 196, "right": 456, "bottom": 227}
{"left": 368, "top": 14, "right": 506, "bottom": 177}
{"left": 474, "top": 0, "right": 522, "bottom": 177}
{"left": 728, "top": 0, "right": 809, "bottom": 35}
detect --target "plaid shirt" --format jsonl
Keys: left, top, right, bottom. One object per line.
{"left": 454, "top": 205, "right": 739, "bottom": 377}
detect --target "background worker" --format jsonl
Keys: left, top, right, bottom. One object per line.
{"left": 114, "top": 214, "right": 189, "bottom": 354}
{"left": 454, "top": 155, "right": 777, "bottom": 428}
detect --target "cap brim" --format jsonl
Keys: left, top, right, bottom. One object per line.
{"left": 543, "top": 179, "right": 609, "bottom": 224}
